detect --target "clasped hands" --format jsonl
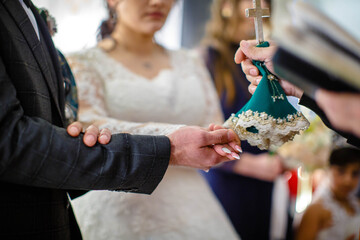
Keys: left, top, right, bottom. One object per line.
{"left": 66, "top": 122, "right": 242, "bottom": 171}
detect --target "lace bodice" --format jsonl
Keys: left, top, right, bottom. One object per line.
{"left": 67, "top": 47, "right": 239, "bottom": 240}
{"left": 315, "top": 184, "right": 360, "bottom": 240}
{"left": 67, "top": 47, "right": 224, "bottom": 135}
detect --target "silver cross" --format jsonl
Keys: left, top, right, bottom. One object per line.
{"left": 245, "top": 0, "right": 270, "bottom": 45}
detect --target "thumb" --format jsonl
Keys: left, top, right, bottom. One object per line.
{"left": 234, "top": 46, "right": 246, "bottom": 64}
{"left": 240, "top": 40, "right": 268, "bottom": 62}
{"left": 203, "top": 129, "right": 239, "bottom": 146}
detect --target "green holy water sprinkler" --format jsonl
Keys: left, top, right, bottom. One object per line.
{"left": 223, "top": 0, "right": 309, "bottom": 150}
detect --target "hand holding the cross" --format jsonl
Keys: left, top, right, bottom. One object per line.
{"left": 235, "top": 40, "right": 304, "bottom": 99}
{"left": 236, "top": 0, "right": 303, "bottom": 99}
{"left": 236, "top": 40, "right": 360, "bottom": 140}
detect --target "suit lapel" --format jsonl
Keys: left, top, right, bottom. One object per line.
{"left": 2, "top": 0, "right": 65, "bottom": 125}
{"left": 31, "top": 3, "right": 65, "bottom": 121}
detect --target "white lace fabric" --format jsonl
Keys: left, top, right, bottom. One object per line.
{"left": 314, "top": 184, "right": 360, "bottom": 240}
{"left": 67, "top": 47, "right": 239, "bottom": 240}
{"left": 224, "top": 110, "right": 310, "bottom": 150}
{"left": 67, "top": 47, "right": 224, "bottom": 135}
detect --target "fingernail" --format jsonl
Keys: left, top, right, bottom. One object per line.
{"left": 222, "top": 147, "right": 231, "bottom": 154}
{"left": 99, "top": 134, "right": 109, "bottom": 142}
{"left": 250, "top": 69, "right": 257, "bottom": 75}
{"left": 250, "top": 85, "right": 256, "bottom": 93}
{"left": 86, "top": 135, "right": 96, "bottom": 144}
{"left": 204, "top": 169, "right": 210, "bottom": 173}
{"left": 235, "top": 145, "right": 243, "bottom": 153}
{"left": 256, "top": 77, "right": 261, "bottom": 84}
{"left": 69, "top": 126, "right": 78, "bottom": 134}
{"left": 232, "top": 153, "right": 240, "bottom": 160}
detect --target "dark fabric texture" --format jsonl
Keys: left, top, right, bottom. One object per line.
{"left": 58, "top": 49, "right": 79, "bottom": 126}
{"left": 299, "top": 94, "right": 360, "bottom": 148}
{"left": 0, "top": 1, "right": 170, "bottom": 238}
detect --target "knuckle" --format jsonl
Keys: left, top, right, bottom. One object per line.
{"left": 212, "top": 134, "right": 222, "bottom": 145}
{"left": 248, "top": 85, "right": 253, "bottom": 93}
{"left": 87, "top": 125, "right": 99, "bottom": 134}
{"left": 247, "top": 76, "right": 255, "bottom": 83}
{"left": 100, "top": 128, "right": 109, "bottom": 135}
{"left": 69, "top": 122, "right": 80, "bottom": 130}
{"left": 73, "top": 121, "right": 83, "bottom": 129}
{"left": 199, "top": 132, "right": 208, "bottom": 144}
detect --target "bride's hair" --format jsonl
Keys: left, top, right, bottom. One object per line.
{"left": 201, "top": 0, "right": 270, "bottom": 106}
{"left": 97, "top": 1, "right": 117, "bottom": 42}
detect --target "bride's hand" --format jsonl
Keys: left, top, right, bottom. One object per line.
{"left": 67, "top": 121, "right": 112, "bottom": 147}
{"left": 208, "top": 124, "right": 242, "bottom": 160}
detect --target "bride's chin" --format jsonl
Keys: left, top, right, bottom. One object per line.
{"left": 141, "top": 24, "right": 165, "bottom": 34}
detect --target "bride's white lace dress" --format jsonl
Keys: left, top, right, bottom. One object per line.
{"left": 67, "top": 47, "right": 239, "bottom": 240}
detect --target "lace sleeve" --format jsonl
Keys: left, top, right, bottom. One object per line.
{"left": 67, "top": 50, "right": 184, "bottom": 136}
{"left": 190, "top": 51, "right": 224, "bottom": 127}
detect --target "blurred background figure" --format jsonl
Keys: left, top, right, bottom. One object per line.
{"left": 296, "top": 147, "right": 360, "bottom": 240}
{"left": 67, "top": 0, "right": 240, "bottom": 239}
{"left": 200, "top": 1, "right": 291, "bottom": 240}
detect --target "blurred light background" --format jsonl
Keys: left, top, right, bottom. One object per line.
{"left": 33, "top": 0, "right": 359, "bottom": 54}
{"left": 33, "top": 0, "right": 185, "bottom": 53}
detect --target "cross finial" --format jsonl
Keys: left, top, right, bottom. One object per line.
{"left": 245, "top": 0, "right": 270, "bottom": 45}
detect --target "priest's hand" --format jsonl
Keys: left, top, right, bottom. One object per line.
{"left": 235, "top": 40, "right": 277, "bottom": 72}
{"left": 167, "top": 126, "right": 241, "bottom": 171}
{"left": 235, "top": 40, "right": 303, "bottom": 98}
{"left": 67, "top": 122, "right": 112, "bottom": 147}
{"left": 316, "top": 89, "right": 360, "bottom": 138}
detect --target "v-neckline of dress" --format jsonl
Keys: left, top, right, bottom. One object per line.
{"left": 97, "top": 47, "right": 175, "bottom": 82}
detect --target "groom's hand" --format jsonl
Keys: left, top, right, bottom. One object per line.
{"left": 167, "top": 126, "right": 241, "bottom": 170}
{"left": 67, "top": 121, "right": 112, "bottom": 147}
{"left": 208, "top": 124, "right": 242, "bottom": 158}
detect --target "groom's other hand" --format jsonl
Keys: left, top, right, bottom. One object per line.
{"left": 67, "top": 122, "right": 112, "bottom": 147}
{"left": 167, "top": 126, "right": 241, "bottom": 170}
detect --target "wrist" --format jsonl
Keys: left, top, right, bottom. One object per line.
{"left": 167, "top": 133, "right": 178, "bottom": 166}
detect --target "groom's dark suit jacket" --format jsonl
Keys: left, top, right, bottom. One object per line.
{"left": 0, "top": 1, "right": 170, "bottom": 239}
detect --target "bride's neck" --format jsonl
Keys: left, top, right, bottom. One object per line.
{"left": 111, "top": 24, "right": 157, "bottom": 56}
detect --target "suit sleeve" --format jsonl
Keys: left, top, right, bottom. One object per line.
{"left": 0, "top": 56, "right": 170, "bottom": 194}
{"left": 299, "top": 94, "right": 360, "bottom": 148}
